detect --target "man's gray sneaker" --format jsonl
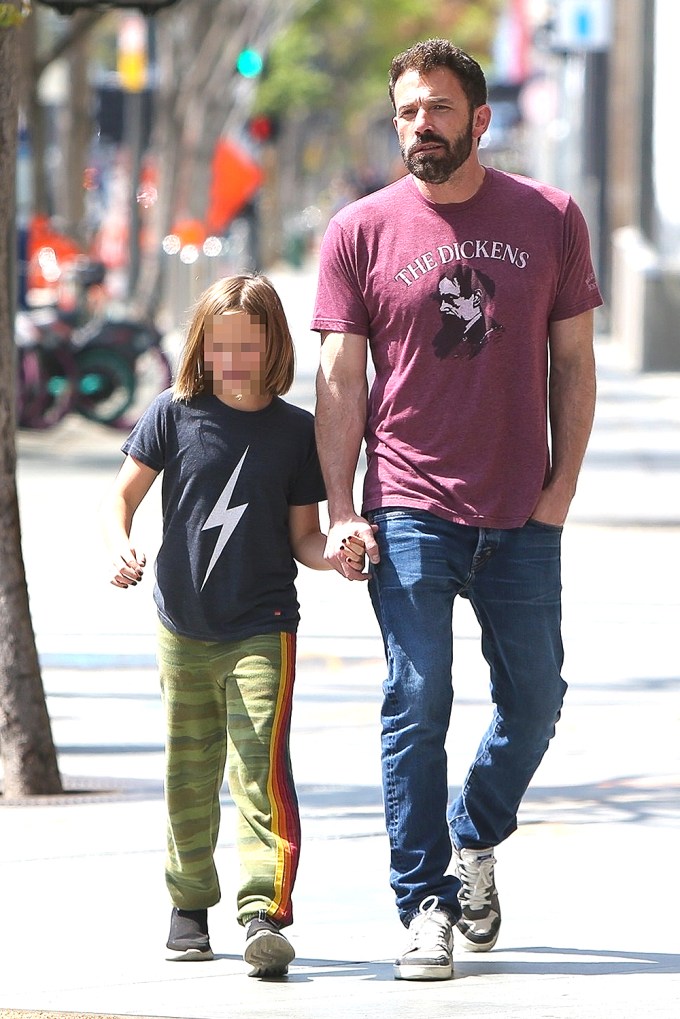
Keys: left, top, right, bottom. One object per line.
{"left": 454, "top": 846, "right": 501, "bottom": 951}
{"left": 166, "top": 907, "right": 214, "bottom": 961}
{"left": 244, "top": 911, "right": 295, "bottom": 978}
{"left": 394, "top": 895, "right": 454, "bottom": 980}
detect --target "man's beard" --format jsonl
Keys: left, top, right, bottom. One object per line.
{"left": 402, "top": 120, "right": 474, "bottom": 184}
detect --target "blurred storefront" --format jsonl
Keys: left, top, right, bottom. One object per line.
{"left": 517, "top": 0, "right": 678, "bottom": 370}
{"left": 608, "top": 0, "right": 680, "bottom": 370}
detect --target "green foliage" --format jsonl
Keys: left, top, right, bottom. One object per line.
{"left": 254, "top": 0, "right": 503, "bottom": 120}
{"left": 0, "top": 2, "right": 29, "bottom": 30}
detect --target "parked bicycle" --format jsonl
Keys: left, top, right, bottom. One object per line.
{"left": 16, "top": 260, "right": 173, "bottom": 431}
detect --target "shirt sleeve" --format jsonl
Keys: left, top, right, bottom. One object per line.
{"left": 121, "top": 392, "right": 167, "bottom": 471}
{"left": 550, "top": 198, "right": 604, "bottom": 322}
{"left": 288, "top": 426, "right": 326, "bottom": 506}
{"left": 311, "top": 217, "right": 371, "bottom": 337}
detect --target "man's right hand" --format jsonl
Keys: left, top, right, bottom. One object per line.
{"left": 325, "top": 517, "right": 380, "bottom": 581}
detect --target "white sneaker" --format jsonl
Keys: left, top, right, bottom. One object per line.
{"left": 394, "top": 895, "right": 454, "bottom": 980}
{"left": 454, "top": 847, "right": 501, "bottom": 951}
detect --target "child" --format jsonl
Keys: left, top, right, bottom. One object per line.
{"left": 101, "top": 273, "right": 365, "bottom": 978}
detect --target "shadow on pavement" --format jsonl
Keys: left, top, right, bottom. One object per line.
{"left": 454, "top": 945, "right": 680, "bottom": 977}
{"left": 521, "top": 773, "right": 679, "bottom": 825}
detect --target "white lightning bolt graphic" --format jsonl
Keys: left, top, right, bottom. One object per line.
{"left": 200, "top": 446, "right": 249, "bottom": 590}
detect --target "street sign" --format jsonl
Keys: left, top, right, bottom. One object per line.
{"left": 38, "top": 1, "right": 182, "bottom": 13}
{"left": 553, "top": 0, "right": 611, "bottom": 52}
{"left": 206, "top": 139, "right": 264, "bottom": 233}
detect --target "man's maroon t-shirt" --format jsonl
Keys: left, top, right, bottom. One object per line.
{"left": 312, "top": 168, "right": 603, "bottom": 528}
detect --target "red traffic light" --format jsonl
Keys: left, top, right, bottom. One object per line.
{"left": 247, "top": 115, "right": 277, "bottom": 144}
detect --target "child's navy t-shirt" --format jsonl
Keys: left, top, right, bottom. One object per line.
{"left": 122, "top": 391, "right": 326, "bottom": 642}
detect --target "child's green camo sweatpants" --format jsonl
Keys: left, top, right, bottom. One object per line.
{"left": 157, "top": 622, "right": 300, "bottom": 927}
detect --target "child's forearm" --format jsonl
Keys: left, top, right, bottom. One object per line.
{"left": 101, "top": 495, "right": 134, "bottom": 554}
{"left": 292, "top": 531, "right": 332, "bottom": 571}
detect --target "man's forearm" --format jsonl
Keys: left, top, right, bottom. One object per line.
{"left": 315, "top": 366, "right": 367, "bottom": 521}
{"left": 549, "top": 351, "right": 596, "bottom": 495}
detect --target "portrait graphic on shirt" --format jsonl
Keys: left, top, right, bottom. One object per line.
{"left": 432, "top": 265, "right": 504, "bottom": 361}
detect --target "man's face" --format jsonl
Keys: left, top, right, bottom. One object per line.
{"left": 438, "top": 277, "right": 479, "bottom": 322}
{"left": 203, "top": 311, "right": 266, "bottom": 396}
{"left": 393, "top": 67, "right": 483, "bottom": 185}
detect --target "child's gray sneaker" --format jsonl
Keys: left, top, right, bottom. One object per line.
{"left": 166, "top": 907, "right": 214, "bottom": 961}
{"left": 244, "top": 911, "right": 295, "bottom": 978}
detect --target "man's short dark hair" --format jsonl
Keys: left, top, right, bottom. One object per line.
{"left": 389, "top": 38, "right": 488, "bottom": 111}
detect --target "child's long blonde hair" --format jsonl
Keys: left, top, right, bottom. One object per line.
{"left": 172, "top": 274, "right": 295, "bottom": 401}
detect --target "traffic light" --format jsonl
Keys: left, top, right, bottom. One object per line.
{"left": 246, "top": 114, "right": 278, "bottom": 144}
{"left": 236, "top": 48, "right": 263, "bottom": 79}
{"left": 118, "top": 12, "right": 147, "bottom": 92}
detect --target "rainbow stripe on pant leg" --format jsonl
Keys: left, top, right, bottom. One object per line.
{"left": 229, "top": 631, "right": 300, "bottom": 927}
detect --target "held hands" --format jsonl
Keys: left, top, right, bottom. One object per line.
{"left": 341, "top": 535, "right": 367, "bottom": 576}
{"left": 325, "top": 518, "right": 380, "bottom": 582}
{"left": 110, "top": 549, "right": 147, "bottom": 589}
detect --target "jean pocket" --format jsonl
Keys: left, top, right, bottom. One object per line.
{"left": 525, "top": 517, "right": 564, "bottom": 533}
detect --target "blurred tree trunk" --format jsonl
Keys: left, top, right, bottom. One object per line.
{"left": 17, "top": 6, "right": 105, "bottom": 235}
{"left": 134, "top": 0, "right": 294, "bottom": 317}
{"left": 17, "top": 8, "right": 49, "bottom": 216}
{"left": 63, "top": 31, "right": 93, "bottom": 240}
{"left": 0, "top": 2, "right": 63, "bottom": 798}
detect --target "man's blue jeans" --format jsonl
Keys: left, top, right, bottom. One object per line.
{"left": 366, "top": 508, "right": 567, "bottom": 925}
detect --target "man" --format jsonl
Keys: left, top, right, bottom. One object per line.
{"left": 312, "top": 38, "right": 601, "bottom": 982}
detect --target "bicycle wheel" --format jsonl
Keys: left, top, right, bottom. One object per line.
{"left": 74, "top": 346, "right": 137, "bottom": 425}
{"left": 17, "top": 346, "right": 42, "bottom": 427}
{"left": 109, "top": 344, "right": 173, "bottom": 431}
{"left": 17, "top": 344, "right": 76, "bottom": 429}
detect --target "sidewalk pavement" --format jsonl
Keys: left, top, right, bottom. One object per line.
{"left": 2, "top": 326, "right": 679, "bottom": 1019}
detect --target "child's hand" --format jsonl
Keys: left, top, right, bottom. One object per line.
{"left": 110, "top": 549, "right": 146, "bottom": 589}
{"left": 341, "top": 535, "right": 367, "bottom": 575}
